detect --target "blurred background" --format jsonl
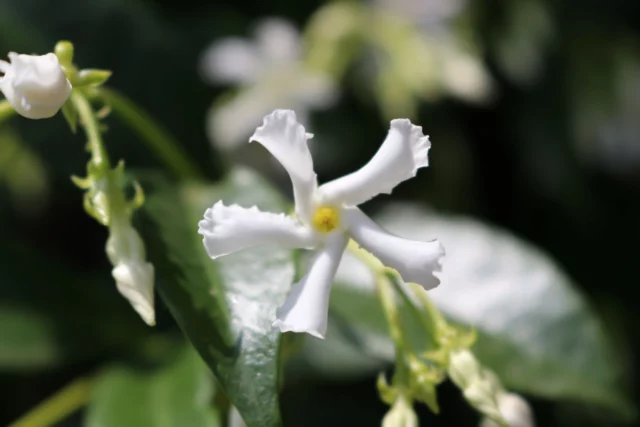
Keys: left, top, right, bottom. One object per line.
{"left": 0, "top": 0, "right": 639, "bottom": 426}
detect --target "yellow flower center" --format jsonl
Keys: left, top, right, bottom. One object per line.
{"left": 312, "top": 205, "right": 340, "bottom": 233}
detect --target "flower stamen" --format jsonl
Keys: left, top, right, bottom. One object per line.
{"left": 312, "top": 205, "right": 340, "bottom": 233}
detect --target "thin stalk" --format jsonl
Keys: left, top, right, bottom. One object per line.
{"left": 386, "top": 273, "right": 440, "bottom": 349}
{"left": 411, "top": 283, "right": 447, "bottom": 340}
{"left": 9, "top": 377, "right": 93, "bottom": 427}
{"left": 71, "top": 91, "right": 110, "bottom": 170}
{"left": 376, "top": 276, "right": 410, "bottom": 385}
{"left": 348, "top": 242, "right": 440, "bottom": 349}
{"left": 99, "top": 87, "right": 204, "bottom": 180}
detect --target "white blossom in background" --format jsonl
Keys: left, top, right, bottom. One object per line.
{"left": 0, "top": 52, "right": 71, "bottom": 119}
{"left": 198, "top": 109, "right": 444, "bottom": 338}
{"left": 374, "top": 0, "right": 492, "bottom": 102}
{"left": 574, "top": 54, "right": 640, "bottom": 175}
{"left": 199, "top": 18, "right": 338, "bottom": 149}
{"left": 480, "top": 393, "right": 535, "bottom": 427}
{"left": 375, "top": 0, "right": 465, "bottom": 27}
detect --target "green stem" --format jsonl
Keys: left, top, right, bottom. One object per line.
{"left": 376, "top": 276, "right": 410, "bottom": 386}
{"left": 0, "top": 99, "right": 16, "bottom": 123}
{"left": 71, "top": 91, "right": 110, "bottom": 170}
{"left": 9, "top": 377, "right": 93, "bottom": 427}
{"left": 410, "top": 283, "right": 448, "bottom": 344}
{"left": 386, "top": 273, "right": 440, "bottom": 349}
{"left": 98, "top": 87, "right": 204, "bottom": 180}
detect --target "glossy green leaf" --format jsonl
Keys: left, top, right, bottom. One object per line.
{"left": 324, "top": 204, "right": 633, "bottom": 417}
{"left": 86, "top": 346, "right": 219, "bottom": 427}
{"left": 136, "top": 168, "right": 296, "bottom": 427}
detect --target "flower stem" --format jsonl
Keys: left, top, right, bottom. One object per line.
{"left": 385, "top": 274, "right": 440, "bottom": 350}
{"left": 376, "top": 276, "right": 410, "bottom": 385}
{"left": 98, "top": 87, "right": 204, "bottom": 181}
{"left": 9, "top": 377, "right": 93, "bottom": 427}
{"left": 410, "top": 283, "right": 447, "bottom": 343}
{"left": 0, "top": 99, "right": 16, "bottom": 123}
{"left": 71, "top": 91, "right": 110, "bottom": 171}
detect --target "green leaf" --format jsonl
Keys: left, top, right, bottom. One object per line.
{"left": 326, "top": 203, "right": 633, "bottom": 417}
{"left": 86, "top": 346, "right": 220, "bottom": 427}
{"left": 136, "top": 168, "right": 296, "bottom": 427}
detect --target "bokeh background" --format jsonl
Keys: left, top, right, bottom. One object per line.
{"left": 0, "top": 0, "right": 639, "bottom": 426}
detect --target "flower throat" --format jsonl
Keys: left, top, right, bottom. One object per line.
{"left": 311, "top": 205, "right": 340, "bottom": 233}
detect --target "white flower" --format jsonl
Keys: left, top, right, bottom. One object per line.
{"left": 198, "top": 109, "right": 444, "bottom": 338}
{"left": 0, "top": 52, "right": 71, "bottom": 119}
{"left": 375, "top": 0, "right": 466, "bottom": 26}
{"left": 199, "top": 18, "right": 337, "bottom": 148}
{"left": 373, "top": 0, "right": 492, "bottom": 103}
{"left": 480, "top": 393, "right": 535, "bottom": 427}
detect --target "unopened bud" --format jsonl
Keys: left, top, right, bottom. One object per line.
{"left": 448, "top": 349, "right": 481, "bottom": 388}
{"left": 480, "top": 393, "right": 534, "bottom": 427}
{"left": 382, "top": 395, "right": 418, "bottom": 427}
{"left": 112, "top": 260, "right": 155, "bottom": 326}
{"left": 106, "top": 222, "right": 155, "bottom": 326}
{"left": 54, "top": 41, "right": 74, "bottom": 66}
{"left": 0, "top": 52, "right": 71, "bottom": 119}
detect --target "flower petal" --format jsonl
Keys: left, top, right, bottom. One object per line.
{"left": 343, "top": 207, "right": 444, "bottom": 289}
{"left": 199, "top": 38, "right": 262, "bottom": 85}
{"left": 198, "top": 201, "right": 316, "bottom": 259}
{"left": 273, "top": 232, "right": 347, "bottom": 338}
{"left": 249, "top": 109, "right": 317, "bottom": 223}
{"left": 318, "top": 119, "right": 430, "bottom": 206}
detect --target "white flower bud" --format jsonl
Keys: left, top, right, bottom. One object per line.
{"left": 105, "top": 221, "right": 146, "bottom": 266}
{"left": 106, "top": 222, "right": 155, "bottom": 326}
{"left": 0, "top": 52, "right": 71, "bottom": 119}
{"left": 448, "top": 349, "right": 481, "bottom": 388}
{"left": 480, "top": 393, "right": 535, "bottom": 427}
{"left": 112, "top": 261, "right": 155, "bottom": 326}
{"left": 382, "top": 396, "right": 418, "bottom": 427}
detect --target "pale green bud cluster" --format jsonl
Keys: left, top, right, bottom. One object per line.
{"left": 353, "top": 240, "right": 533, "bottom": 427}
